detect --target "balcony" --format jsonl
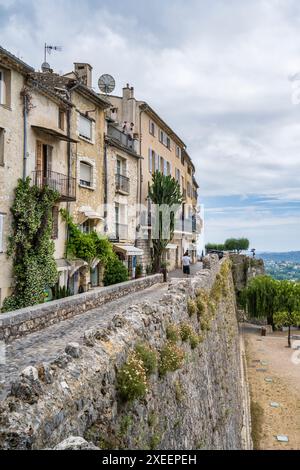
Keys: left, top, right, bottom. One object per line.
{"left": 115, "top": 173, "right": 130, "bottom": 195}
{"left": 107, "top": 126, "right": 138, "bottom": 153}
{"left": 32, "top": 170, "right": 76, "bottom": 202}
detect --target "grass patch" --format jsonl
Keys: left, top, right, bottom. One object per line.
{"left": 250, "top": 401, "right": 264, "bottom": 450}
{"left": 166, "top": 324, "right": 180, "bottom": 343}
{"left": 117, "top": 352, "right": 148, "bottom": 402}
{"left": 159, "top": 342, "right": 185, "bottom": 377}
{"left": 135, "top": 343, "right": 157, "bottom": 376}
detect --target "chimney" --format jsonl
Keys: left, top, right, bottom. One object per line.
{"left": 123, "top": 83, "right": 134, "bottom": 100}
{"left": 74, "top": 63, "right": 93, "bottom": 88}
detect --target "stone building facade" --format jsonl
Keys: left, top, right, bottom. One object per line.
{"left": 107, "top": 85, "right": 202, "bottom": 272}
{"left": 0, "top": 47, "right": 78, "bottom": 307}
{"left": 105, "top": 122, "right": 143, "bottom": 278}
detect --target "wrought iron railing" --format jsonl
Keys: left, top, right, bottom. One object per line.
{"left": 32, "top": 170, "right": 76, "bottom": 201}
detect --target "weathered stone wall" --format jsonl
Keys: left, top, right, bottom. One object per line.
{"left": 0, "top": 274, "right": 163, "bottom": 343}
{"left": 0, "top": 256, "right": 247, "bottom": 450}
{"left": 230, "top": 254, "right": 265, "bottom": 294}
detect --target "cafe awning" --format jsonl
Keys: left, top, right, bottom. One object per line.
{"left": 166, "top": 244, "right": 177, "bottom": 250}
{"left": 113, "top": 244, "right": 144, "bottom": 256}
{"left": 32, "top": 125, "right": 78, "bottom": 143}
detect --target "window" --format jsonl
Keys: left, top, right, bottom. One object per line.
{"left": 79, "top": 114, "right": 92, "bottom": 140}
{"left": 160, "top": 156, "right": 164, "bottom": 173}
{"left": 81, "top": 219, "right": 93, "bottom": 234}
{"left": 148, "top": 148, "right": 157, "bottom": 174}
{"left": 167, "top": 161, "right": 171, "bottom": 176}
{"left": 116, "top": 156, "right": 127, "bottom": 176}
{"left": 188, "top": 166, "right": 192, "bottom": 175}
{"left": 176, "top": 146, "right": 181, "bottom": 159}
{"left": 51, "top": 206, "right": 59, "bottom": 239}
{"left": 58, "top": 109, "right": 65, "bottom": 131}
{"left": 80, "top": 161, "right": 92, "bottom": 187}
{"left": 0, "top": 128, "right": 4, "bottom": 166}
{"left": 187, "top": 182, "right": 191, "bottom": 198}
{"left": 0, "top": 214, "right": 4, "bottom": 253}
{"left": 159, "top": 129, "right": 171, "bottom": 149}
{"left": 0, "top": 68, "right": 11, "bottom": 107}
{"left": 175, "top": 168, "right": 180, "bottom": 182}
{"left": 149, "top": 120, "right": 155, "bottom": 136}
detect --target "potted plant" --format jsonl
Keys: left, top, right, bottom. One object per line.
{"left": 135, "top": 264, "right": 143, "bottom": 279}
{"left": 160, "top": 261, "right": 169, "bottom": 282}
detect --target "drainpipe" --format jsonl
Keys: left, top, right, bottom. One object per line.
{"left": 23, "top": 93, "right": 28, "bottom": 180}
{"left": 104, "top": 139, "right": 108, "bottom": 232}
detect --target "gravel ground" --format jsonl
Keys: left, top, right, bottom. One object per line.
{"left": 242, "top": 323, "right": 300, "bottom": 450}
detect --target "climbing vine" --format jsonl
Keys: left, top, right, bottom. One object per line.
{"left": 60, "top": 208, "right": 116, "bottom": 266}
{"left": 2, "top": 178, "right": 59, "bottom": 312}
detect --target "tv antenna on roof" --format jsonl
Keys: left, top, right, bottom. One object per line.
{"left": 41, "top": 43, "right": 62, "bottom": 71}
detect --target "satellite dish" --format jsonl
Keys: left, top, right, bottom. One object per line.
{"left": 98, "top": 74, "right": 115, "bottom": 94}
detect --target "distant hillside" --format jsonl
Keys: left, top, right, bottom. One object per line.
{"left": 258, "top": 251, "right": 300, "bottom": 263}
{"left": 256, "top": 251, "right": 300, "bottom": 281}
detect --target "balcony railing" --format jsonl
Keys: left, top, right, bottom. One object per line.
{"left": 32, "top": 170, "right": 76, "bottom": 202}
{"left": 115, "top": 173, "right": 130, "bottom": 194}
{"left": 107, "top": 126, "right": 137, "bottom": 152}
{"left": 115, "top": 223, "right": 128, "bottom": 241}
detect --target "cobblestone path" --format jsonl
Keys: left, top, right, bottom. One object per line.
{"left": 0, "top": 283, "right": 167, "bottom": 400}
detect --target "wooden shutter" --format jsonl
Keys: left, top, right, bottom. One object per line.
{"left": 36, "top": 140, "right": 42, "bottom": 172}
{"left": 51, "top": 206, "right": 59, "bottom": 239}
{"left": 148, "top": 148, "right": 152, "bottom": 174}
{"left": 47, "top": 145, "right": 53, "bottom": 172}
{"left": 0, "top": 214, "right": 3, "bottom": 252}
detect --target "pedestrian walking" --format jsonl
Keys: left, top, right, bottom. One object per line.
{"left": 182, "top": 251, "right": 191, "bottom": 277}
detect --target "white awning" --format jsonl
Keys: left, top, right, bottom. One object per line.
{"left": 113, "top": 244, "right": 144, "bottom": 256}
{"left": 55, "top": 259, "right": 71, "bottom": 272}
{"left": 166, "top": 244, "right": 177, "bottom": 250}
{"left": 69, "top": 259, "right": 88, "bottom": 277}
{"left": 79, "top": 206, "right": 104, "bottom": 221}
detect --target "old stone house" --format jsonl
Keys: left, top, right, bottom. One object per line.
{"left": 105, "top": 121, "right": 143, "bottom": 278}
{"left": 32, "top": 63, "right": 110, "bottom": 292}
{"left": 0, "top": 46, "right": 78, "bottom": 307}
{"left": 106, "top": 84, "right": 202, "bottom": 271}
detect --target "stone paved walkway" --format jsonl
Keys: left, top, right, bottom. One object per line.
{"left": 0, "top": 282, "right": 167, "bottom": 400}
{"left": 169, "top": 262, "right": 203, "bottom": 279}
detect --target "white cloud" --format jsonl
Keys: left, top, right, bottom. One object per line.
{"left": 1, "top": 0, "right": 300, "bottom": 250}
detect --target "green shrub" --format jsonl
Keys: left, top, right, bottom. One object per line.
{"left": 135, "top": 343, "right": 157, "bottom": 376}
{"left": 189, "top": 333, "right": 198, "bottom": 349}
{"left": 117, "top": 352, "right": 148, "bottom": 402}
{"left": 103, "top": 256, "right": 129, "bottom": 286}
{"left": 159, "top": 342, "right": 185, "bottom": 377}
{"left": 180, "top": 322, "right": 193, "bottom": 342}
{"left": 187, "top": 298, "right": 197, "bottom": 317}
{"left": 166, "top": 324, "right": 180, "bottom": 343}
{"left": 135, "top": 264, "right": 143, "bottom": 278}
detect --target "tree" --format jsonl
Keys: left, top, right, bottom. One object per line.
{"left": 148, "top": 171, "right": 182, "bottom": 272}
{"left": 274, "top": 281, "right": 300, "bottom": 347}
{"left": 242, "top": 275, "right": 278, "bottom": 328}
{"left": 205, "top": 243, "right": 225, "bottom": 251}
{"left": 224, "top": 238, "right": 249, "bottom": 253}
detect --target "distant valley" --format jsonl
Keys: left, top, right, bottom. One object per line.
{"left": 257, "top": 251, "right": 300, "bottom": 281}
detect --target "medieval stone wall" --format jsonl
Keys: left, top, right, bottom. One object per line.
{"left": 0, "top": 256, "right": 248, "bottom": 450}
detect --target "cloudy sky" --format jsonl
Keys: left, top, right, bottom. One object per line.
{"left": 1, "top": 0, "right": 300, "bottom": 251}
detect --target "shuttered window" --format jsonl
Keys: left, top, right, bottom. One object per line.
{"left": 51, "top": 207, "right": 59, "bottom": 240}
{"left": 80, "top": 161, "right": 92, "bottom": 187}
{"left": 0, "top": 128, "right": 4, "bottom": 166}
{"left": 0, "top": 214, "right": 4, "bottom": 252}
{"left": 0, "top": 70, "right": 5, "bottom": 105}
{"left": 148, "top": 148, "right": 152, "bottom": 174}
{"left": 79, "top": 114, "right": 92, "bottom": 140}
